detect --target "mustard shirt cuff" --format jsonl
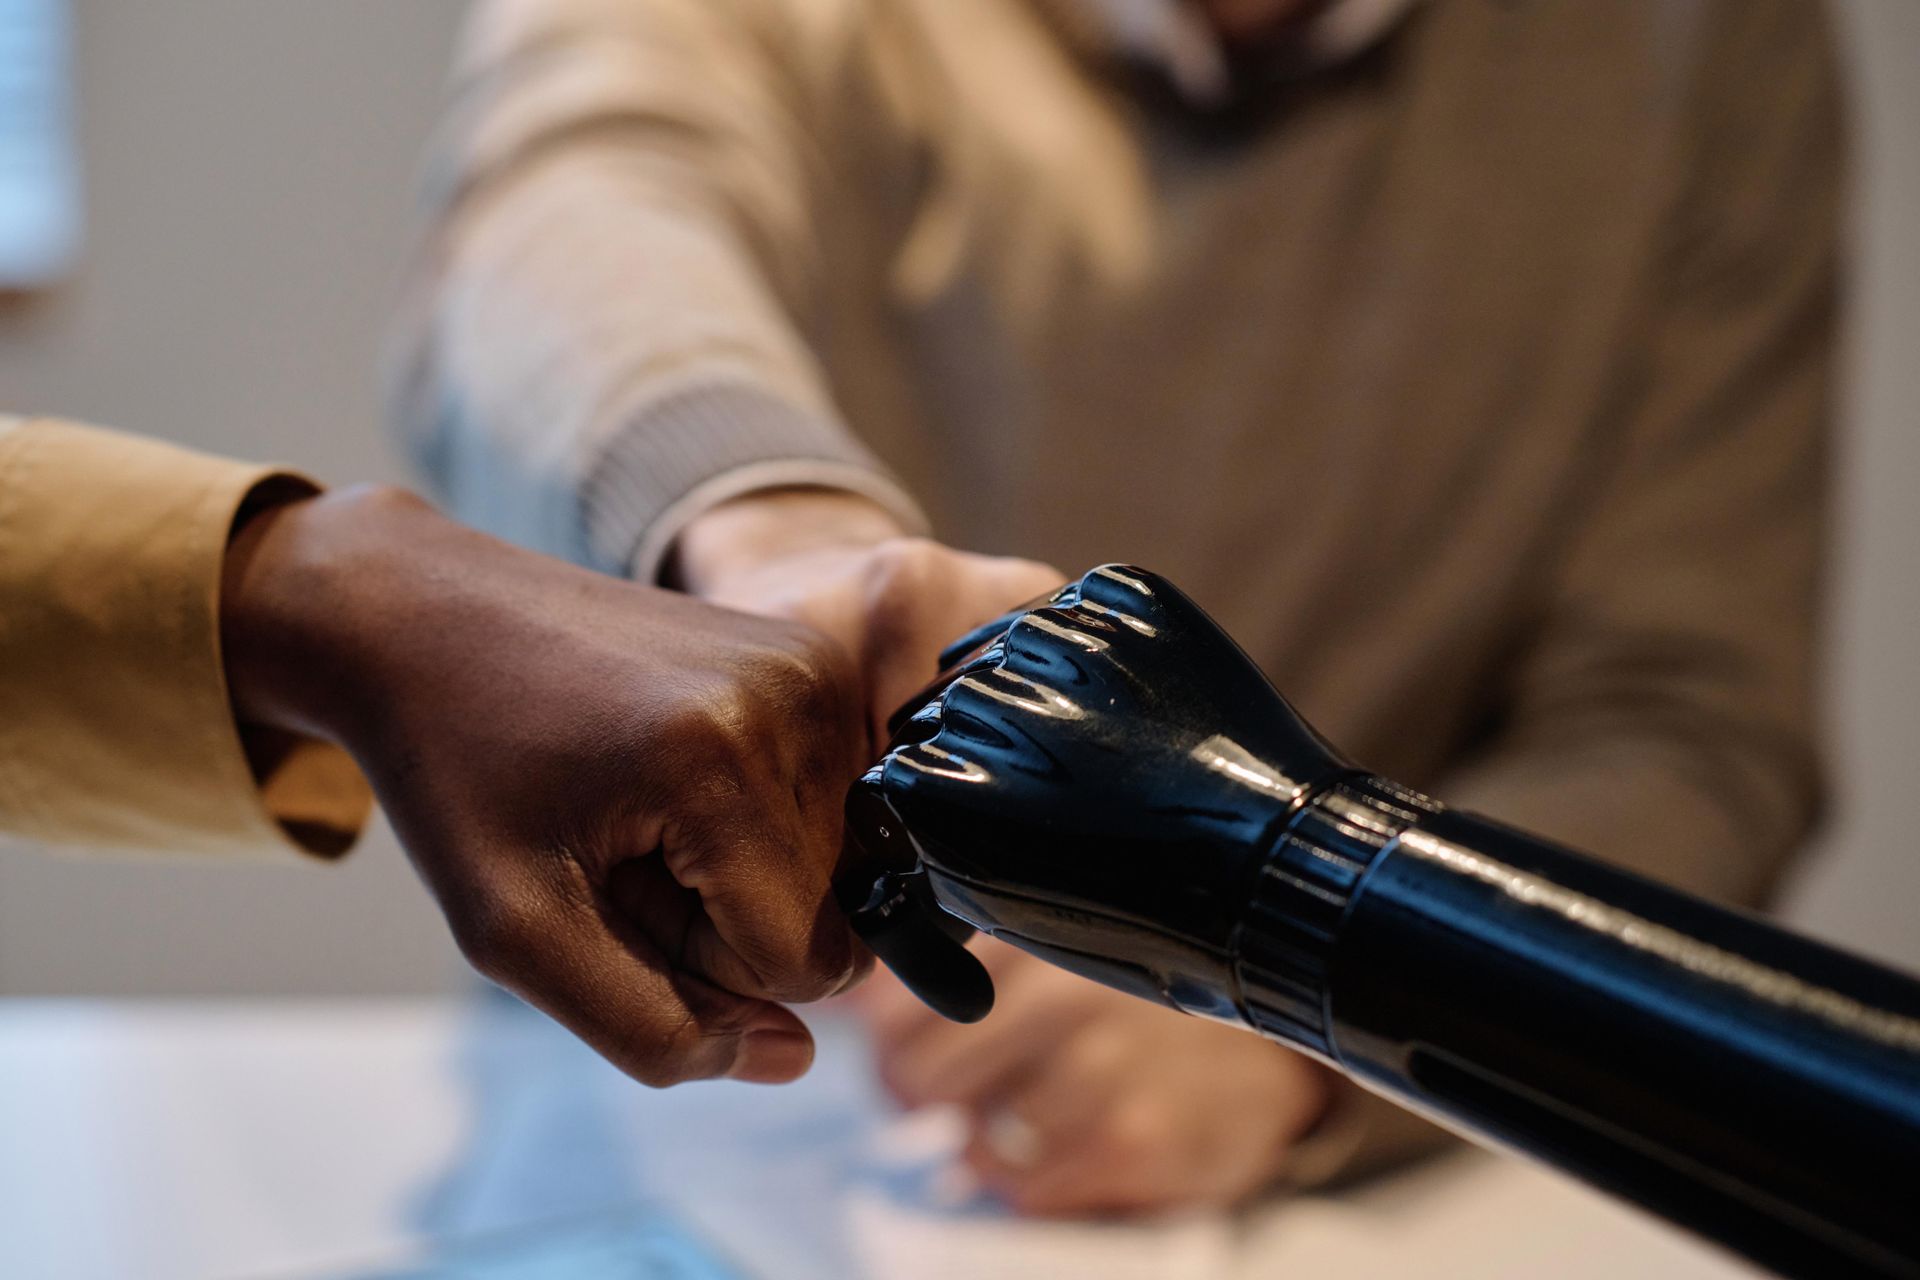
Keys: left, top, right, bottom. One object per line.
{"left": 0, "top": 417, "right": 373, "bottom": 859}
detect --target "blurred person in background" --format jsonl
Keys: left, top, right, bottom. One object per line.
{"left": 0, "top": 414, "right": 871, "bottom": 1089}
{"left": 396, "top": 0, "right": 1842, "bottom": 1212}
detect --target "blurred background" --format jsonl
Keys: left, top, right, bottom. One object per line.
{"left": 0, "top": 0, "right": 1913, "bottom": 997}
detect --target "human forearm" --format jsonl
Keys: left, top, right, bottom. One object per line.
{"left": 397, "top": 0, "right": 923, "bottom": 577}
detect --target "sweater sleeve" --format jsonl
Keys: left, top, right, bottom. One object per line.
{"left": 0, "top": 418, "right": 372, "bottom": 859}
{"left": 391, "top": 0, "right": 926, "bottom": 580}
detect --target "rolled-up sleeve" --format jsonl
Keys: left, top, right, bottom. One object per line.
{"left": 0, "top": 418, "right": 372, "bottom": 859}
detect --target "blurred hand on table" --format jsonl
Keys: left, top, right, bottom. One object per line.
{"left": 854, "top": 937, "right": 1338, "bottom": 1217}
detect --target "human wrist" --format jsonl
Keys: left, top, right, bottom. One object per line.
{"left": 667, "top": 488, "right": 907, "bottom": 597}
{"left": 219, "top": 483, "right": 450, "bottom": 750}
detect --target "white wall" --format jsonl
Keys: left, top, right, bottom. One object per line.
{"left": 0, "top": 0, "right": 1913, "bottom": 995}
{"left": 0, "top": 0, "right": 471, "bottom": 994}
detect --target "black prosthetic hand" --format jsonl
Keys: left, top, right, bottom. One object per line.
{"left": 836, "top": 566, "right": 1920, "bottom": 1280}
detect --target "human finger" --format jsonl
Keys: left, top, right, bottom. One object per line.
{"left": 657, "top": 765, "right": 863, "bottom": 1005}
{"left": 448, "top": 854, "right": 815, "bottom": 1086}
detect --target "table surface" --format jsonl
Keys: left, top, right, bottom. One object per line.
{"left": 0, "top": 996, "right": 1763, "bottom": 1280}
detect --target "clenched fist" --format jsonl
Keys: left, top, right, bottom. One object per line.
{"left": 221, "top": 485, "right": 868, "bottom": 1085}
{"left": 670, "top": 490, "right": 1065, "bottom": 746}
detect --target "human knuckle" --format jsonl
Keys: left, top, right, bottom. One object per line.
{"left": 754, "top": 928, "right": 850, "bottom": 1003}
{"left": 656, "top": 699, "right": 746, "bottom": 770}
{"left": 629, "top": 1043, "right": 698, "bottom": 1082}
{"left": 451, "top": 896, "right": 542, "bottom": 983}
{"left": 753, "top": 629, "right": 850, "bottom": 719}
{"left": 753, "top": 963, "right": 822, "bottom": 1006}
{"left": 655, "top": 689, "right": 723, "bottom": 741}
{"left": 604, "top": 1014, "right": 701, "bottom": 1087}
{"left": 798, "top": 631, "right": 858, "bottom": 708}
{"left": 820, "top": 928, "right": 865, "bottom": 990}
{"left": 622, "top": 1039, "right": 694, "bottom": 1089}
{"left": 771, "top": 961, "right": 840, "bottom": 1005}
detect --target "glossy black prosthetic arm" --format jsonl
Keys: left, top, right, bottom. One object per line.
{"left": 837, "top": 566, "right": 1920, "bottom": 1280}
{"left": 1319, "top": 803, "right": 1920, "bottom": 1280}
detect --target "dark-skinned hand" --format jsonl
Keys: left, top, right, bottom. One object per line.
{"left": 220, "top": 484, "right": 868, "bottom": 1085}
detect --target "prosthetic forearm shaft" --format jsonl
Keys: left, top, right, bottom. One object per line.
{"left": 1243, "top": 776, "right": 1920, "bottom": 1278}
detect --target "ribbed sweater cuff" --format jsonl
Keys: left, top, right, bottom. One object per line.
{"left": 582, "top": 381, "right": 929, "bottom": 582}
